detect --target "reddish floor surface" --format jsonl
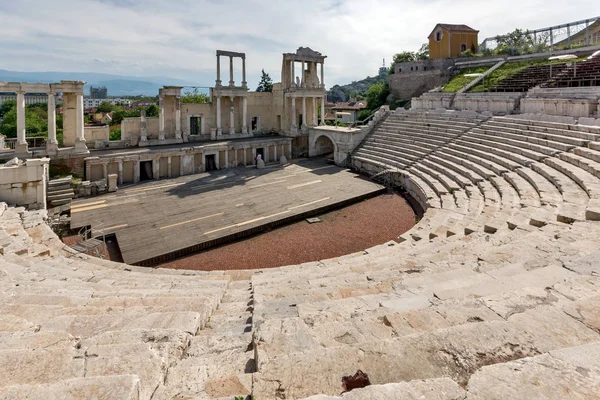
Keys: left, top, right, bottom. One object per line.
{"left": 154, "top": 193, "right": 416, "bottom": 271}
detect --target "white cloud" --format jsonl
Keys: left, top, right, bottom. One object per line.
{"left": 0, "top": 0, "right": 594, "bottom": 88}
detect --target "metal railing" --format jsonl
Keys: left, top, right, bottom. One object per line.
{"left": 3, "top": 137, "right": 47, "bottom": 150}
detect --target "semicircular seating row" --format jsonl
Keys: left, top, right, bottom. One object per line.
{"left": 1, "top": 109, "right": 600, "bottom": 400}
{"left": 249, "top": 110, "right": 600, "bottom": 399}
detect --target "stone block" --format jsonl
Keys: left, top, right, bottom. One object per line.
{"left": 107, "top": 174, "right": 118, "bottom": 192}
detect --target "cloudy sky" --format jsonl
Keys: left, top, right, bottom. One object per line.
{"left": 0, "top": 0, "right": 594, "bottom": 88}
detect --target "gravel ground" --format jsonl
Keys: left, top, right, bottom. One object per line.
{"left": 154, "top": 192, "right": 416, "bottom": 271}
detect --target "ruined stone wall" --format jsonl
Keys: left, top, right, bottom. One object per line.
{"left": 389, "top": 59, "right": 455, "bottom": 100}
{"left": 0, "top": 158, "right": 48, "bottom": 209}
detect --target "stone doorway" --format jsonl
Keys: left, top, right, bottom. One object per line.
{"left": 140, "top": 161, "right": 153, "bottom": 181}
{"left": 256, "top": 148, "right": 264, "bottom": 163}
{"left": 205, "top": 154, "right": 217, "bottom": 171}
{"left": 251, "top": 116, "right": 260, "bottom": 132}
{"left": 190, "top": 116, "right": 202, "bottom": 135}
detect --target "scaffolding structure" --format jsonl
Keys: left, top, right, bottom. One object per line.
{"left": 481, "top": 17, "right": 600, "bottom": 54}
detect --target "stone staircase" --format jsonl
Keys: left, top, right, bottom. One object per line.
{"left": 0, "top": 205, "right": 256, "bottom": 399}
{"left": 2, "top": 109, "right": 600, "bottom": 399}
{"left": 46, "top": 176, "right": 75, "bottom": 209}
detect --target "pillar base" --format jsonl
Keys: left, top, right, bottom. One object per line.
{"left": 46, "top": 141, "right": 59, "bottom": 155}
{"left": 140, "top": 134, "right": 148, "bottom": 142}
{"left": 175, "top": 130, "right": 182, "bottom": 140}
{"left": 242, "top": 126, "right": 248, "bottom": 134}
{"left": 73, "top": 139, "right": 89, "bottom": 154}
{"left": 15, "top": 143, "right": 30, "bottom": 157}
{"left": 158, "top": 132, "right": 165, "bottom": 141}
{"left": 216, "top": 128, "right": 222, "bottom": 137}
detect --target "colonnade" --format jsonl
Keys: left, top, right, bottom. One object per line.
{"left": 291, "top": 95, "right": 326, "bottom": 128}
{"left": 2, "top": 81, "right": 88, "bottom": 155}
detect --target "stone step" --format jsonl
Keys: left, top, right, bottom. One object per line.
{"left": 465, "top": 342, "right": 600, "bottom": 399}
{"left": 559, "top": 152, "right": 600, "bottom": 179}
{"left": 252, "top": 306, "right": 599, "bottom": 399}
{"left": 482, "top": 121, "right": 591, "bottom": 146}
{"left": 529, "top": 162, "right": 590, "bottom": 205}
{"left": 449, "top": 142, "right": 521, "bottom": 171}
{"left": 544, "top": 157, "right": 600, "bottom": 199}
{"left": 515, "top": 167, "right": 564, "bottom": 205}
{"left": 296, "top": 377, "right": 465, "bottom": 400}
{"left": 0, "top": 375, "right": 140, "bottom": 400}
{"left": 502, "top": 172, "right": 542, "bottom": 207}
{"left": 471, "top": 127, "right": 568, "bottom": 155}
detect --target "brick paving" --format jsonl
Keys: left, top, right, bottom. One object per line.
{"left": 155, "top": 193, "right": 415, "bottom": 271}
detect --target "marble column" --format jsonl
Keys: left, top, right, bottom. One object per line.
{"left": 216, "top": 96, "right": 222, "bottom": 136}
{"left": 158, "top": 94, "right": 165, "bottom": 140}
{"left": 288, "top": 142, "right": 292, "bottom": 159}
{"left": 85, "top": 163, "right": 92, "bottom": 182}
{"left": 229, "top": 97, "right": 235, "bottom": 134}
{"left": 216, "top": 55, "right": 221, "bottom": 86}
{"left": 225, "top": 148, "right": 229, "bottom": 168}
{"left": 274, "top": 143, "right": 278, "bottom": 162}
{"left": 46, "top": 92, "right": 58, "bottom": 154}
{"left": 134, "top": 160, "right": 140, "bottom": 184}
{"left": 73, "top": 93, "right": 89, "bottom": 153}
{"left": 302, "top": 96, "right": 307, "bottom": 127}
{"left": 234, "top": 148, "right": 238, "bottom": 167}
{"left": 102, "top": 163, "right": 108, "bottom": 181}
{"left": 152, "top": 159, "right": 160, "bottom": 179}
{"left": 291, "top": 96, "right": 297, "bottom": 128}
{"left": 229, "top": 56, "right": 234, "bottom": 86}
{"left": 168, "top": 156, "right": 172, "bottom": 178}
{"left": 291, "top": 61, "right": 295, "bottom": 87}
{"left": 320, "top": 96, "right": 325, "bottom": 125}
{"left": 242, "top": 58, "right": 247, "bottom": 88}
{"left": 243, "top": 147, "right": 247, "bottom": 166}
{"left": 312, "top": 96, "right": 317, "bottom": 126}
{"left": 175, "top": 95, "right": 182, "bottom": 139}
{"left": 321, "top": 62, "right": 325, "bottom": 88}
{"left": 242, "top": 97, "right": 248, "bottom": 134}
{"left": 15, "top": 90, "right": 28, "bottom": 154}
{"left": 140, "top": 109, "right": 147, "bottom": 141}
{"left": 118, "top": 160, "right": 123, "bottom": 185}
{"left": 179, "top": 155, "right": 184, "bottom": 176}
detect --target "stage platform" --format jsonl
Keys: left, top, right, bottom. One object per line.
{"left": 70, "top": 159, "right": 385, "bottom": 266}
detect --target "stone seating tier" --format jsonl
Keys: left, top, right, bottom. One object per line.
{"left": 2, "top": 108, "right": 600, "bottom": 399}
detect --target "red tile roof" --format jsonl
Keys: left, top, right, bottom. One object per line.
{"left": 429, "top": 23, "right": 479, "bottom": 37}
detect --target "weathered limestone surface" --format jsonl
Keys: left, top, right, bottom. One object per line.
{"left": 3, "top": 111, "right": 600, "bottom": 399}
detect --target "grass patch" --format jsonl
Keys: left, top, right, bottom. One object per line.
{"left": 442, "top": 66, "right": 489, "bottom": 92}
{"left": 468, "top": 58, "right": 586, "bottom": 92}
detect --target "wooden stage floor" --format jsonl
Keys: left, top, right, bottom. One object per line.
{"left": 70, "top": 159, "right": 385, "bottom": 266}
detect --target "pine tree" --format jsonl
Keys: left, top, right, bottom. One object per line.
{"left": 256, "top": 69, "right": 273, "bottom": 92}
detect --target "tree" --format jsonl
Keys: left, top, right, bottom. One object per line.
{"left": 146, "top": 104, "right": 159, "bottom": 117}
{"left": 0, "top": 102, "right": 48, "bottom": 138}
{"left": 389, "top": 51, "right": 416, "bottom": 74}
{"left": 416, "top": 43, "right": 429, "bottom": 60}
{"left": 0, "top": 100, "right": 16, "bottom": 119}
{"left": 97, "top": 101, "right": 117, "bottom": 113}
{"left": 181, "top": 88, "right": 209, "bottom": 104}
{"left": 256, "top": 69, "right": 273, "bottom": 92}
{"left": 365, "top": 83, "right": 390, "bottom": 112}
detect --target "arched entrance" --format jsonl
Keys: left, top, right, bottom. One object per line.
{"left": 312, "top": 134, "right": 336, "bottom": 163}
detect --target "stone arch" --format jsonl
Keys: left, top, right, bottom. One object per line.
{"left": 311, "top": 134, "right": 336, "bottom": 157}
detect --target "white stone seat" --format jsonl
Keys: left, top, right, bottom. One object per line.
{"left": 0, "top": 375, "right": 140, "bottom": 400}
{"left": 559, "top": 152, "right": 600, "bottom": 179}
{"left": 448, "top": 142, "right": 522, "bottom": 172}
{"left": 529, "top": 162, "right": 590, "bottom": 205}
{"left": 544, "top": 158, "right": 600, "bottom": 200}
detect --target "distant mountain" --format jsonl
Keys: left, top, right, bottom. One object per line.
{"left": 327, "top": 71, "right": 388, "bottom": 103}
{"left": 0, "top": 70, "right": 204, "bottom": 96}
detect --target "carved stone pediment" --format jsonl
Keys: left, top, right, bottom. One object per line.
{"left": 296, "top": 47, "right": 322, "bottom": 58}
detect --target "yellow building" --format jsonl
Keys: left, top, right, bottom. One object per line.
{"left": 428, "top": 23, "right": 479, "bottom": 59}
